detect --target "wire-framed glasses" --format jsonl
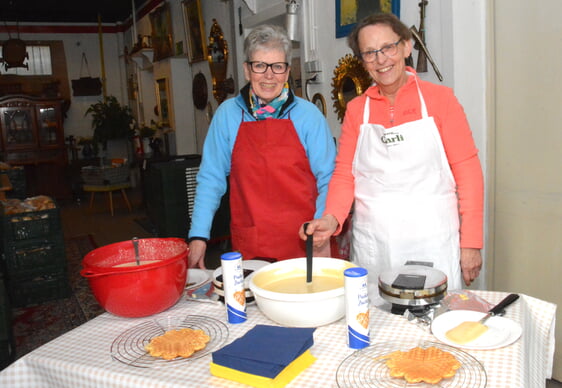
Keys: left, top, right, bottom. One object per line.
{"left": 246, "top": 61, "right": 289, "bottom": 74}
{"left": 359, "top": 39, "right": 402, "bottom": 63}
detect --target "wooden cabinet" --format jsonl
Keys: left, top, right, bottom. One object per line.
{"left": 0, "top": 95, "right": 70, "bottom": 199}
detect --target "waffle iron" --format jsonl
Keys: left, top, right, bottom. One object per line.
{"left": 378, "top": 264, "right": 448, "bottom": 315}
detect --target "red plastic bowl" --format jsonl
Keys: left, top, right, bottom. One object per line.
{"left": 80, "top": 238, "right": 188, "bottom": 318}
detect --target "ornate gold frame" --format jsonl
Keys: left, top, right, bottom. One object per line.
{"left": 182, "top": 0, "right": 207, "bottom": 63}
{"left": 207, "top": 19, "right": 234, "bottom": 104}
{"left": 156, "top": 78, "right": 171, "bottom": 126}
{"left": 150, "top": 3, "right": 174, "bottom": 62}
{"left": 331, "top": 54, "right": 372, "bottom": 122}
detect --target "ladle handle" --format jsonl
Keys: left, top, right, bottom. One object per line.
{"left": 304, "top": 222, "right": 313, "bottom": 283}
{"left": 132, "top": 237, "right": 140, "bottom": 265}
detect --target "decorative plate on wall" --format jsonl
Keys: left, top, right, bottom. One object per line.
{"left": 192, "top": 72, "right": 208, "bottom": 110}
{"left": 311, "top": 93, "right": 326, "bottom": 116}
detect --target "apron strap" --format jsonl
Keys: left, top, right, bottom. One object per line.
{"left": 363, "top": 97, "right": 370, "bottom": 124}
{"left": 406, "top": 71, "right": 428, "bottom": 119}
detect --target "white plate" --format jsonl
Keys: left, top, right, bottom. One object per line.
{"left": 431, "top": 309, "right": 522, "bottom": 350}
{"left": 185, "top": 269, "right": 210, "bottom": 290}
{"left": 212, "top": 259, "right": 271, "bottom": 289}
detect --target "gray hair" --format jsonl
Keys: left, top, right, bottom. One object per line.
{"left": 244, "top": 24, "right": 292, "bottom": 64}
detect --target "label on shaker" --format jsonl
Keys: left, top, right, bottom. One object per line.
{"left": 220, "top": 252, "right": 247, "bottom": 324}
{"left": 344, "top": 267, "right": 370, "bottom": 349}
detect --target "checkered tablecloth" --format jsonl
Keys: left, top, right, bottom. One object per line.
{"left": 0, "top": 290, "right": 556, "bottom": 388}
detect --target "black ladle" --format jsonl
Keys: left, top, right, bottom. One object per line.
{"left": 304, "top": 222, "right": 313, "bottom": 283}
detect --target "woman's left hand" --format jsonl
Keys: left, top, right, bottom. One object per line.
{"left": 460, "top": 248, "right": 482, "bottom": 286}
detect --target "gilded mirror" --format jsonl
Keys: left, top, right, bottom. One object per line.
{"left": 207, "top": 19, "right": 234, "bottom": 104}
{"left": 331, "top": 54, "right": 372, "bottom": 122}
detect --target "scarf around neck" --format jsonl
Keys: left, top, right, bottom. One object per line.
{"left": 249, "top": 83, "right": 289, "bottom": 120}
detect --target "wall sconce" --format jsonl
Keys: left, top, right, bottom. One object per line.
{"left": 207, "top": 19, "right": 235, "bottom": 104}
{"left": 285, "top": 0, "right": 300, "bottom": 42}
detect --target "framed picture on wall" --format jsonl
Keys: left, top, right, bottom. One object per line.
{"left": 182, "top": 0, "right": 207, "bottom": 63}
{"left": 335, "top": 0, "right": 401, "bottom": 38}
{"left": 150, "top": 3, "right": 174, "bottom": 61}
{"left": 156, "top": 78, "right": 171, "bottom": 127}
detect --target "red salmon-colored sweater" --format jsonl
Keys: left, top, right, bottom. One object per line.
{"left": 326, "top": 69, "right": 484, "bottom": 249}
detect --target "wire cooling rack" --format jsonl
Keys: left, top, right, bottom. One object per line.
{"left": 336, "top": 340, "right": 487, "bottom": 388}
{"left": 111, "top": 315, "right": 229, "bottom": 368}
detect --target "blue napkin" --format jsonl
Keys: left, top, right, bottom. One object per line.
{"left": 212, "top": 325, "right": 315, "bottom": 378}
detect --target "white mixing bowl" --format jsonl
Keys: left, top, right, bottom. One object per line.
{"left": 248, "top": 257, "right": 356, "bottom": 327}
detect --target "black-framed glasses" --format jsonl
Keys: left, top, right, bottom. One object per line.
{"left": 246, "top": 61, "right": 289, "bottom": 74}
{"left": 359, "top": 39, "right": 402, "bottom": 63}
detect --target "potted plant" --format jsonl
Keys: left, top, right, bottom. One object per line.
{"left": 139, "top": 125, "right": 156, "bottom": 139}
{"left": 85, "top": 96, "right": 135, "bottom": 151}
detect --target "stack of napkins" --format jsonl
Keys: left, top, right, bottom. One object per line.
{"left": 210, "top": 325, "right": 316, "bottom": 388}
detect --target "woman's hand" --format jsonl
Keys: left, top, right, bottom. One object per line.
{"left": 460, "top": 248, "right": 482, "bottom": 286}
{"left": 188, "top": 240, "right": 207, "bottom": 269}
{"left": 299, "top": 214, "right": 339, "bottom": 249}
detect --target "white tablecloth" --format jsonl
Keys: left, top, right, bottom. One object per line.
{"left": 0, "top": 290, "right": 556, "bottom": 388}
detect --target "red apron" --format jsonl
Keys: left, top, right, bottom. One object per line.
{"left": 230, "top": 115, "right": 317, "bottom": 261}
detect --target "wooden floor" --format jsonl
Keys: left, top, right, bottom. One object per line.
{"left": 58, "top": 185, "right": 227, "bottom": 269}
{"left": 59, "top": 185, "right": 153, "bottom": 247}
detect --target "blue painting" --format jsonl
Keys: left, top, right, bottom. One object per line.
{"left": 336, "top": 0, "right": 401, "bottom": 38}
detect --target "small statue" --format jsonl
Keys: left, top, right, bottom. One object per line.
{"left": 150, "top": 137, "right": 163, "bottom": 157}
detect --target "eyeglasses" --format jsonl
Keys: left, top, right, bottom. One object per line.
{"left": 359, "top": 39, "right": 402, "bottom": 63}
{"left": 246, "top": 61, "right": 289, "bottom": 74}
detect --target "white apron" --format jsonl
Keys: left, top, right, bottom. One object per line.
{"left": 351, "top": 74, "right": 462, "bottom": 305}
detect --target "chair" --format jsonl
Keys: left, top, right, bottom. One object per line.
{"left": 83, "top": 182, "right": 132, "bottom": 216}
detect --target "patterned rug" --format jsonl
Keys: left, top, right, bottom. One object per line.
{"left": 11, "top": 234, "right": 104, "bottom": 359}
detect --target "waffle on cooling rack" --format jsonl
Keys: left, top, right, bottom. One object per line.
{"left": 145, "top": 328, "right": 210, "bottom": 360}
{"left": 382, "top": 346, "right": 461, "bottom": 384}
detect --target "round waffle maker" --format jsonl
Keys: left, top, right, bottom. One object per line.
{"left": 378, "top": 264, "right": 448, "bottom": 315}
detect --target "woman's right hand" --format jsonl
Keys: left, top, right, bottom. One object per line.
{"left": 299, "top": 214, "right": 339, "bottom": 249}
{"left": 188, "top": 240, "right": 207, "bottom": 269}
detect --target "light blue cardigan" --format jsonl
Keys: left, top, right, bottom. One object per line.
{"left": 188, "top": 89, "right": 336, "bottom": 240}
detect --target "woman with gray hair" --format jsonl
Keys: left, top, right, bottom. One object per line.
{"left": 188, "top": 24, "right": 336, "bottom": 268}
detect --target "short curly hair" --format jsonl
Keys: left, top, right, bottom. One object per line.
{"left": 347, "top": 13, "right": 412, "bottom": 58}
{"left": 244, "top": 24, "right": 292, "bottom": 64}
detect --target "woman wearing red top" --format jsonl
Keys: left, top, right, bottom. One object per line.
{"left": 301, "top": 13, "right": 483, "bottom": 303}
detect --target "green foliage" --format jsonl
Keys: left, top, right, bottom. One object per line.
{"left": 139, "top": 126, "right": 157, "bottom": 138}
{"left": 85, "top": 96, "right": 134, "bottom": 150}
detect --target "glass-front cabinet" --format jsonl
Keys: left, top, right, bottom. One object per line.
{"left": 1, "top": 106, "right": 35, "bottom": 149}
{"left": 37, "top": 105, "right": 60, "bottom": 146}
{"left": 0, "top": 95, "right": 68, "bottom": 198}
